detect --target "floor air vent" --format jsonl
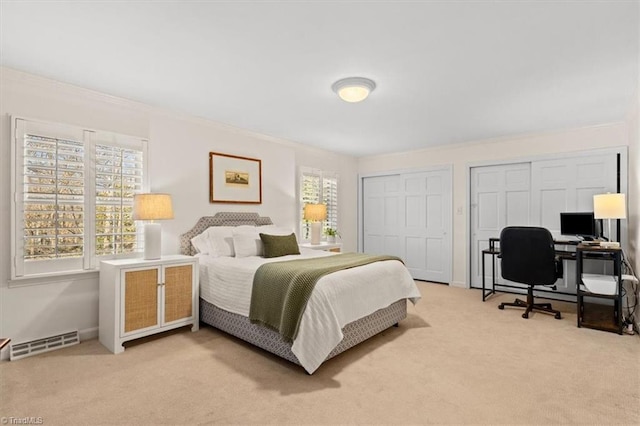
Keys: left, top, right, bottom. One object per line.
{"left": 10, "top": 330, "right": 80, "bottom": 361}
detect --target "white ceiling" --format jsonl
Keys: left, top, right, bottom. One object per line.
{"left": 1, "top": 1, "right": 638, "bottom": 157}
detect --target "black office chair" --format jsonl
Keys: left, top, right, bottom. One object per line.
{"left": 498, "top": 226, "right": 563, "bottom": 319}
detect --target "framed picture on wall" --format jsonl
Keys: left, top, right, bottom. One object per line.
{"left": 209, "top": 152, "right": 262, "bottom": 204}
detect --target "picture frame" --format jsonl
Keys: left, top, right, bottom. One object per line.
{"left": 209, "top": 152, "right": 262, "bottom": 204}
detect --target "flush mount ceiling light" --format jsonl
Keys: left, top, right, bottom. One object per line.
{"left": 331, "top": 77, "right": 376, "bottom": 103}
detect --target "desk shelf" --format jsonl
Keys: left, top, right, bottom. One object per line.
{"left": 576, "top": 244, "right": 623, "bottom": 335}
{"left": 578, "top": 301, "right": 620, "bottom": 333}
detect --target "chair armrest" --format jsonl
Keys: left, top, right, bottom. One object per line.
{"left": 553, "top": 255, "right": 564, "bottom": 279}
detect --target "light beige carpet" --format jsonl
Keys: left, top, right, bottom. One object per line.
{"left": 1, "top": 281, "right": 639, "bottom": 425}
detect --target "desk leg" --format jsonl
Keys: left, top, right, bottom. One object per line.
{"left": 491, "top": 253, "right": 496, "bottom": 294}
{"left": 576, "top": 254, "right": 582, "bottom": 328}
{"left": 482, "top": 252, "right": 486, "bottom": 301}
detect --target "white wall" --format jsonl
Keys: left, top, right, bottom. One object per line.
{"left": 358, "top": 123, "right": 631, "bottom": 287}
{"left": 149, "top": 112, "right": 360, "bottom": 254}
{"left": 148, "top": 114, "right": 298, "bottom": 253}
{"left": 0, "top": 67, "right": 358, "bottom": 350}
{"left": 626, "top": 88, "right": 639, "bottom": 332}
{"left": 628, "top": 90, "right": 639, "bottom": 277}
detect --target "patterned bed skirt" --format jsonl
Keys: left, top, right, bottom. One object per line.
{"left": 200, "top": 298, "right": 407, "bottom": 369}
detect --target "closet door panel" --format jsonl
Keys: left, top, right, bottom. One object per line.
{"left": 506, "top": 190, "right": 529, "bottom": 226}
{"left": 470, "top": 163, "right": 531, "bottom": 288}
{"left": 363, "top": 175, "right": 402, "bottom": 257}
{"left": 529, "top": 154, "right": 617, "bottom": 295}
{"left": 405, "top": 195, "right": 424, "bottom": 228}
{"left": 405, "top": 237, "right": 426, "bottom": 269}
{"left": 425, "top": 238, "right": 444, "bottom": 273}
{"left": 362, "top": 167, "right": 452, "bottom": 283}
{"left": 531, "top": 155, "right": 617, "bottom": 237}
{"left": 401, "top": 170, "right": 451, "bottom": 283}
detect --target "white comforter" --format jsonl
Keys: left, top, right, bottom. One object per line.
{"left": 197, "top": 249, "right": 421, "bottom": 373}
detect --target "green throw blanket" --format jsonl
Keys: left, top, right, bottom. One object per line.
{"left": 249, "top": 253, "right": 403, "bottom": 341}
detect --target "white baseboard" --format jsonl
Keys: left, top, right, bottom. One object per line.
{"left": 450, "top": 281, "right": 467, "bottom": 288}
{"left": 79, "top": 327, "right": 98, "bottom": 342}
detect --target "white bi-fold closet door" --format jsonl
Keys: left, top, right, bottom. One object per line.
{"left": 361, "top": 167, "right": 452, "bottom": 284}
{"left": 470, "top": 162, "right": 532, "bottom": 291}
{"left": 470, "top": 152, "right": 618, "bottom": 292}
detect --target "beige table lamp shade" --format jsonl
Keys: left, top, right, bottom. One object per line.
{"left": 133, "top": 193, "right": 174, "bottom": 259}
{"left": 133, "top": 193, "right": 174, "bottom": 221}
{"left": 593, "top": 193, "right": 626, "bottom": 244}
{"left": 304, "top": 203, "right": 327, "bottom": 245}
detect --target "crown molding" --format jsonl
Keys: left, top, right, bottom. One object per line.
{"left": 360, "top": 121, "right": 627, "bottom": 161}
{"left": 1, "top": 66, "right": 355, "bottom": 159}
{"left": 1, "top": 66, "right": 153, "bottom": 113}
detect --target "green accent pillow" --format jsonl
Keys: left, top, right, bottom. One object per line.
{"left": 259, "top": 233, "right": 301, "bottom": 258}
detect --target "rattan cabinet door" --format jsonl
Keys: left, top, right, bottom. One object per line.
{"left": 163, "top": 264, "right": 193, "bottom": 324}
{"left": 100, "top": 256, "right": 198, "bottom": 354}
{"left": 123, "top": 268, "right": 160, "bottom": 334}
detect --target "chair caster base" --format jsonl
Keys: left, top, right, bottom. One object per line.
{"left": 498, "top": 297, "right": 562, "bottom": 320}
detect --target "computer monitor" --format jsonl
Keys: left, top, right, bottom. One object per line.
{"left": 560, "top": 212, "right": 596, "bottom": 240}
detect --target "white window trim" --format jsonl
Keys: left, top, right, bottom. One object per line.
{"left": 10, "top": 115, "right": 149, "bottom": 280}
{"left": 8, "top": 270, "right": 100, "bottom": 288}
{"left": 298, "top": 166, "right": 339, "bottom": 242}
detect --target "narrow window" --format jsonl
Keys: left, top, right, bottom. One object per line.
{"left": 299, "top": 167, "right": 339, "bottom": 241}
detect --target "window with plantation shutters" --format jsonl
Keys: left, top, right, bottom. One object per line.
{"left": 22, "top": 134, "right": 85, "bottom": 262}
{"left": 95, "top": 142, "right": 143, "bottom": 257}
{"left": 322, "top": 174, "right": 338, "bottom": 235}
{"left": 12, "top": 117, "right": 148, "bottom": 279}
{"left": 299, "top": 167, "right": 339, "bottom": 241}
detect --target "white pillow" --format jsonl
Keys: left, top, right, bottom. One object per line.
{"left": 232, "top": 226, "right": 262, "bottom": 257}
{"left": 257, "top": 225, "right": 295, "bottom": 236}
{"left": 233, "top": 234, "right": 263, "bottom": 257}
{"left": 230, "top": 225, "right": 296, "bottom": 258}
{"left": 191, "top": 232, "right": 211, "bottom": 254}
{"left": 205, "top": 226, "right": 235, "bottom": 257}
{"left": 233, "top": 225, "right": 257, "bottom": 233}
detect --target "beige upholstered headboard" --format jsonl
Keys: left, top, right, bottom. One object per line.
{"left": 179, "top": 212, "right": 273, "bottom": 256}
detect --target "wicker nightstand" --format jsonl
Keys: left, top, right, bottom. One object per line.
{"left": 99, "top": 255, "right": 199, "bottom": 354}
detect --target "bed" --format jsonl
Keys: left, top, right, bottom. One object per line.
{"left": 179, "top": 212, "right": 421, "bottom": 374}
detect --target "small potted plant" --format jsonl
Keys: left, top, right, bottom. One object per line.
{"left": 324, "top": 228, "right": 341, "bottom": 243}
